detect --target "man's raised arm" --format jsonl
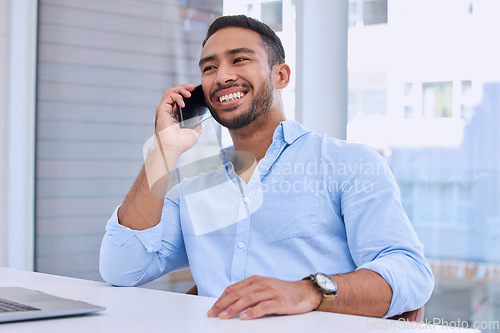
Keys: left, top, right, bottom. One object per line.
{"left": 99, "top": 84, "right": 202, "bottom": 285}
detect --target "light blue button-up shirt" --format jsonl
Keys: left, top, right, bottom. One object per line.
{"left": 99, "top": 120, "right": 434, "bottom": 317}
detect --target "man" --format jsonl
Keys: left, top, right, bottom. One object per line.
{"left": 100, "top": 15, "right": 433, "bottom": 320}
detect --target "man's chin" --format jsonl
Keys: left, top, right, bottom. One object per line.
{"left": 219, "top": 105, "right": 239, "bottom": 112}
{"left": 216, "top": 119, "right": 243, "bottom": 130}
{"left": 210, "top": 109, "right": 245, "bottom": 128}
{"left": 208, "top": 105, "right": 237, "bottom": 121}
{"left": 209, "top": 102, "right": 263, "bottom": 130}
{"left": 214, "top": 115, "right": 252, "bottom": 130}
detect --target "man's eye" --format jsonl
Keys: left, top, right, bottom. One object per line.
{"left": 203, "top": 66, "right": 215, "bottom": 73}
{"left": 234, "top": 58, "right": 247, "bottom": 63}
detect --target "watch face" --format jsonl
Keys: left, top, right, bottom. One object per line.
{"left": 316, "top": 273, "right": 337, "bottom": 293}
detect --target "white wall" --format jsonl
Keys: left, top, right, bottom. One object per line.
{"left": 0, "top": 0, "right": 38, "bottom": 270}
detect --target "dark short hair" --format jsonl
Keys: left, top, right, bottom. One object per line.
{"left": 202, "top": 15, "right": 285, "bottom": 68}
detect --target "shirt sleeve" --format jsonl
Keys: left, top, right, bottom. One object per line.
{"left": 337, "top": 144, "right": 434, "bottom": 318}
{"left": 99, "top": 192, "right": 188, "bottom": 287}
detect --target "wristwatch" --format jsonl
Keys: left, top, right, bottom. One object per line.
{"left": 306, "top": 272, "right": 338, "bottom": 311}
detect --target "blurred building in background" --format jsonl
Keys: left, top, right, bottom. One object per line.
{"left": 347, "top": 0, "right": 500, "bottom": 266}
{"left": 346, "top": 0, "right": 500, "bottom": 328}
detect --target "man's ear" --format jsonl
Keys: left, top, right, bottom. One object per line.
{"left": 274, "top": 63, "right": 291, "bottom": 89}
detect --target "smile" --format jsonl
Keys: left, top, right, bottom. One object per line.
{"left": 218, "top": 92, "right": 246, "bottom": 103}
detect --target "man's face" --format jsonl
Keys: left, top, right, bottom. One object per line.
{"left": 199, "top": 27, "right": 275, "bottom": 130}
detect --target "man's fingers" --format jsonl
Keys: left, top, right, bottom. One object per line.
{"left": 218, "top": 291, "right": 272, "bottom": 319}
{"left": 208, "top": 276, "right": 280, "bottom": 319}
{"left": 178, "top": 84, "right": 195, "bottom": 97}
{"left": 207, "top": 286, "right": 242, "bottom": 317}
{"left": 208, "top": 277, "right": 261, "bottom": 317}
{"left": 158, "top": 84, "right": 195, "bottom": 111}
{"left": 240, "top": 300, "right": 279, "bottom": 320}
{"left": 172, "top": 84, "right": 195, "bottom": 107}
{"left": 156, "top": 84, "right": 197, "bottom": 132}
{"left": 159, "top": 93, "right": 184, "bottom": 110}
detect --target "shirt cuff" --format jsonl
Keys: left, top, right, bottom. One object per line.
{"left": 105, "top": 205, "right": 165, "bottom": 253}
{"left": 357, "top": 251, "right": 434, "bottom": 318}
{"left": 357, "top": 258, "right": 406, "bottom": 318}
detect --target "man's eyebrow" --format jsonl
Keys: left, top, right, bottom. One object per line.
{"left": 199, "top": 55, "right": 216, "bottom": 68}
{"left": 199, "top": 48, "right": 256, "bottom": 68}
{"left": 227, "top": 47, "right": 256, "bottom": 56}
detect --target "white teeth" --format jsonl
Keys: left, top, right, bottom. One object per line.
{"left": 219, "top": 92, "right": 245, "bottom": 102}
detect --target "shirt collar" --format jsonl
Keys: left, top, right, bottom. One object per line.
{"left": 276, "top": 120, "right": 311, "bottom": 145}
{"left": 219, "top": 146, "right": 236, "bottom": 166}
{"left": 219, "top": 120, "right": 311, "bottom": 164}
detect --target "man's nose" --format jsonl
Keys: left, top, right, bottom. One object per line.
{"left": 214, "top": 65, "right": 237, "bottom": 85}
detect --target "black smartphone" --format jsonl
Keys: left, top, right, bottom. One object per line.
{"left": 176, "top": 85, "right": 212, "bottom": 129}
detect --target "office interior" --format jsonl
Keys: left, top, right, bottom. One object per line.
{"left": 0, "top": 0, "right": 499, "bottom": 330}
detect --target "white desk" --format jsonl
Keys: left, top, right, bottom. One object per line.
{"left": 0, "top": 267, "right": 480, "bottom": 333}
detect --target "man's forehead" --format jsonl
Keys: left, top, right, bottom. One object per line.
{"left": 200, "top": 27, "right": 264, "bottom": 58}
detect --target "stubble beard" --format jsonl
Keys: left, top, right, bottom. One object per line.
{"left": 209, "top": 78, "right": 274, "bottom": 131}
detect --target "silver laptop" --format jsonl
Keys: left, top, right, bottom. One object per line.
{"left": 0, "top": 287, "right": 105, "bottom": 323}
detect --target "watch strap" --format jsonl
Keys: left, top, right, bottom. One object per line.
{"left": 316, "top": 294, "right": 336, "bottom": 311}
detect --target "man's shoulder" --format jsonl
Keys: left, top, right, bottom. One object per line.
{"left": 292, "top": 123, "right": 382, "bottom": 161}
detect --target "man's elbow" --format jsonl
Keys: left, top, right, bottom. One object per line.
{"left": 405, "top": 259, "right": 434, "bottom": 312}
{"left": 98, "top": 244, "right": 146, "bottom": 287}
{"left": 99, "top": 260, "right": 144, "bottom": 287}
{"left": 99, "top": 258, "right": 130, "bottom": 287}
{"left": 417, "top": 263, "right": 434, "bottom": 308}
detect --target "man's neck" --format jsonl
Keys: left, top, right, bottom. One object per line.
{"left": 229, "top": 113, "right": 286, "bottom": 162}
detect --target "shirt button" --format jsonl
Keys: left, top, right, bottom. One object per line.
{"left": 238, "top": 242, "right": 245, "bottom": 248}
{"left": 243, "top": 196, "right": 250, "bottom": 203}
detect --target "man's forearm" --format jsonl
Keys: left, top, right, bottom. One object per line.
{"left": 323, "top": 268, "right": 392, "bottom": 317}
{"left": 118, "top": 143, "right": 180, "bottom": 231}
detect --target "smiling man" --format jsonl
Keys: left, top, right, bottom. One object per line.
{"left": 99, "top": 15, "right": 434, "bottom": 320}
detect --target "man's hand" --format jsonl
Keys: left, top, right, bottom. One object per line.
{"left": 154, "top": 84, "right": 202, "bottom": 157}
{"left": 143, "top": 84, "right": 204, "bottom": 199}
{"left": 207, "top": 275, "right": 323, "bottom": 320}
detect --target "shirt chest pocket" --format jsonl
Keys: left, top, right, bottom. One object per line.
{"left": 262, "top": 192, "right": 320, "bottom": 243}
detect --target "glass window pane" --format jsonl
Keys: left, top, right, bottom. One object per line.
{"left": 363, "top": 0, "right": 388, "bottom": 25}
{"left": 423, "top": 82, "right": 453, "bottom": 118}
{"left": 35, "top": 0, "right": 222, "bottom": 283}
{"left": 404, "top": 82, "right": 413, "bottom": 97}
{"left": 261, "top": 1, "right": 283, "bottom": 31}
{"left": 348, "top": 0, "right": 500, "bottom": 324}
{"left": 404, "top": 106, "right": 414, "bottom": 118}
{"left": 350, "top": 0, "right": 388, "bottom": 27}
